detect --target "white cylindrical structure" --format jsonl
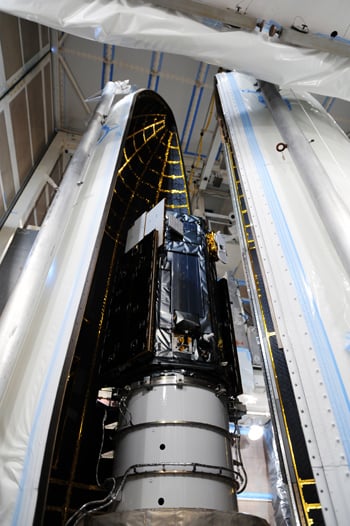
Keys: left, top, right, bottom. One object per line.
{"left": 113, "top": 375, "right": 236, "bottom": 513}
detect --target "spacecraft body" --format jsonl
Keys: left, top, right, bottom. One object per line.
{"left": 90, "top": 205, "right": 248, "bottom": 522}
{"left": 101, "top": 206, "right": 242, "bottom": 396}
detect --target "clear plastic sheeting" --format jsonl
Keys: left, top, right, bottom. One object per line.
{"left": 86, "top": 508, "right": 270, "bottom": 525}
{"left": 264, "top": 422, "right": 291, "bottom": 526}
{"left": 2, "top": 1, "right": 350, "bottom": 100}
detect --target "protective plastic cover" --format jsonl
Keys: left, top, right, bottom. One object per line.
{"left": 86, "top": 508, "right": 269, "bottom": 525}
{"left": 2, "top": 1, "right": 350, "bottom": 100}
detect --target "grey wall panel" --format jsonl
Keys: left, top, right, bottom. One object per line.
{"left": 40, "top": 25, "right": 49, "bottom": 48}
{"left": 44, "top": 63, "right": 54, "bottom": 138}
{"left": 0, "top": 15, "right": 55, "bottom": 226}
{"left": 20, "top": 19, "right": 40, "bottom": 64}
{"left": 25, "top": 210, "right": 36, "bottom": 228}
{"left": 50, "top": 157, "right": 64, "bottom": 187}
{"left": 28, "top": 72, "right": 46, "bottom": 161}
{"left": 1, "top": 52, "right": 54, "bottom": 225}
{"left": 10, "top": 89, "right": 32, "bottom": 185}
{"left": 0, "top": 191, "right": 4, "bottom": 218}
{"left": 0, "top": 111, "right": 15, "bottom": 208}
{"left": 0, "top": 14, "right": 22, "bottom": 81}
{"left": 34, "top": 186, "right": 48, "bottom": 226}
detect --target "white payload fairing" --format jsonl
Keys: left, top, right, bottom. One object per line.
{"left": 2, "top": 69, "right": 350, "bottom": 526}
{"left": 0, "top": 83, "right": 268, "bottom": 525}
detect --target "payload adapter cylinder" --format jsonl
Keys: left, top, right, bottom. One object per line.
{"left": 89, "top": 205, "right": 260, "bottom": 524}
{"left": 112, "top": 377, "right": 235, "bottom": 512}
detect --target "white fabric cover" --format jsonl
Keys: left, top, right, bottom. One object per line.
{"left": 86, "top": 508, "right": 269, "bottom": 525}
{"left": 1, "top": 0, "right": 350, "bottom": 100}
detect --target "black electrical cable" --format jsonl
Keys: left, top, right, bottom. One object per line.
{"left": 65, "top": 408, "right": 115, "bottom": 526}
{"left": 96, "top": 408, "right": 107, "bottom": 488}
{"left": 231, "top": 423, "right": 248, "bottom": 493}
{"left": 65, "top": 478, "right": 117, "bottom": 526}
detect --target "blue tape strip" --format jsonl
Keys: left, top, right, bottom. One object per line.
{"left": 147, "top": 51, "right": 156, "bottom": 89}
{"left": 148, "top": 51, "right": 163, "bottom": 92}
{"left": 229, "top": 422, "right": 250, "bottom": 435}
{"left": 227, "top": 73, "right": 350, "bottom": 464}
{"left": 109, "top": 45, "right": 115, "bottom": 81}
{"left": 101, "top": 43, "right": 107, "bottom": 90}
{"left": 327, "top": 97, "right": 336, "bottom": 112}
{"left": 184, "top": 63, "right": 210, "bottom": 154}
{"left": 315, "top": 32, "right": 350, "bottom": 45}
{"left": 241, "top": 297, "right": 250, "bottom": 304}
{"left": 237, "top": 346, "right": 251, "bottom": 358}
{"left": 182, "top": 150, "right": 207, "bottom": 158}
{"left": 180, "top": 79, "right": 197, "bottom": 145}
{"left": 238, "top": 492, "right": 273, "bottom": 501}
{"left": 154, "top": 52, "right": 163, "bottom": 93}
{"left": 215, "top": 143, "right": 222, "bottom": 161}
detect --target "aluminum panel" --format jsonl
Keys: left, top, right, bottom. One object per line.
{"left": 27, "top": 71, "right": 46, "bottom": 161}
{"left": 10, "top": 88, "right": 32, "bottom": 184}
{"left": 0, "top": 13, "right": 22, "bottom": 81}
{"left": 44, "top": 63, "right": 54, "bottom": 139}
{"left": 19, "top": 18, "right": 40, "bottom": 64}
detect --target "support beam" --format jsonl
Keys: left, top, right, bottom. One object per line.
{"left": 199, "top": 125, "right": 221, "bottom": 190}
{"left": 276, "top": 25, "right": 350, "bottom": 59}
{"left": 58, "top": 54, "right": 92, "bottom": 115}
{"left": 150, "top": 0, "right": 258, "bottom": 30}
{"left": 0, "top": 132, "right": 78, "bottom": 264}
